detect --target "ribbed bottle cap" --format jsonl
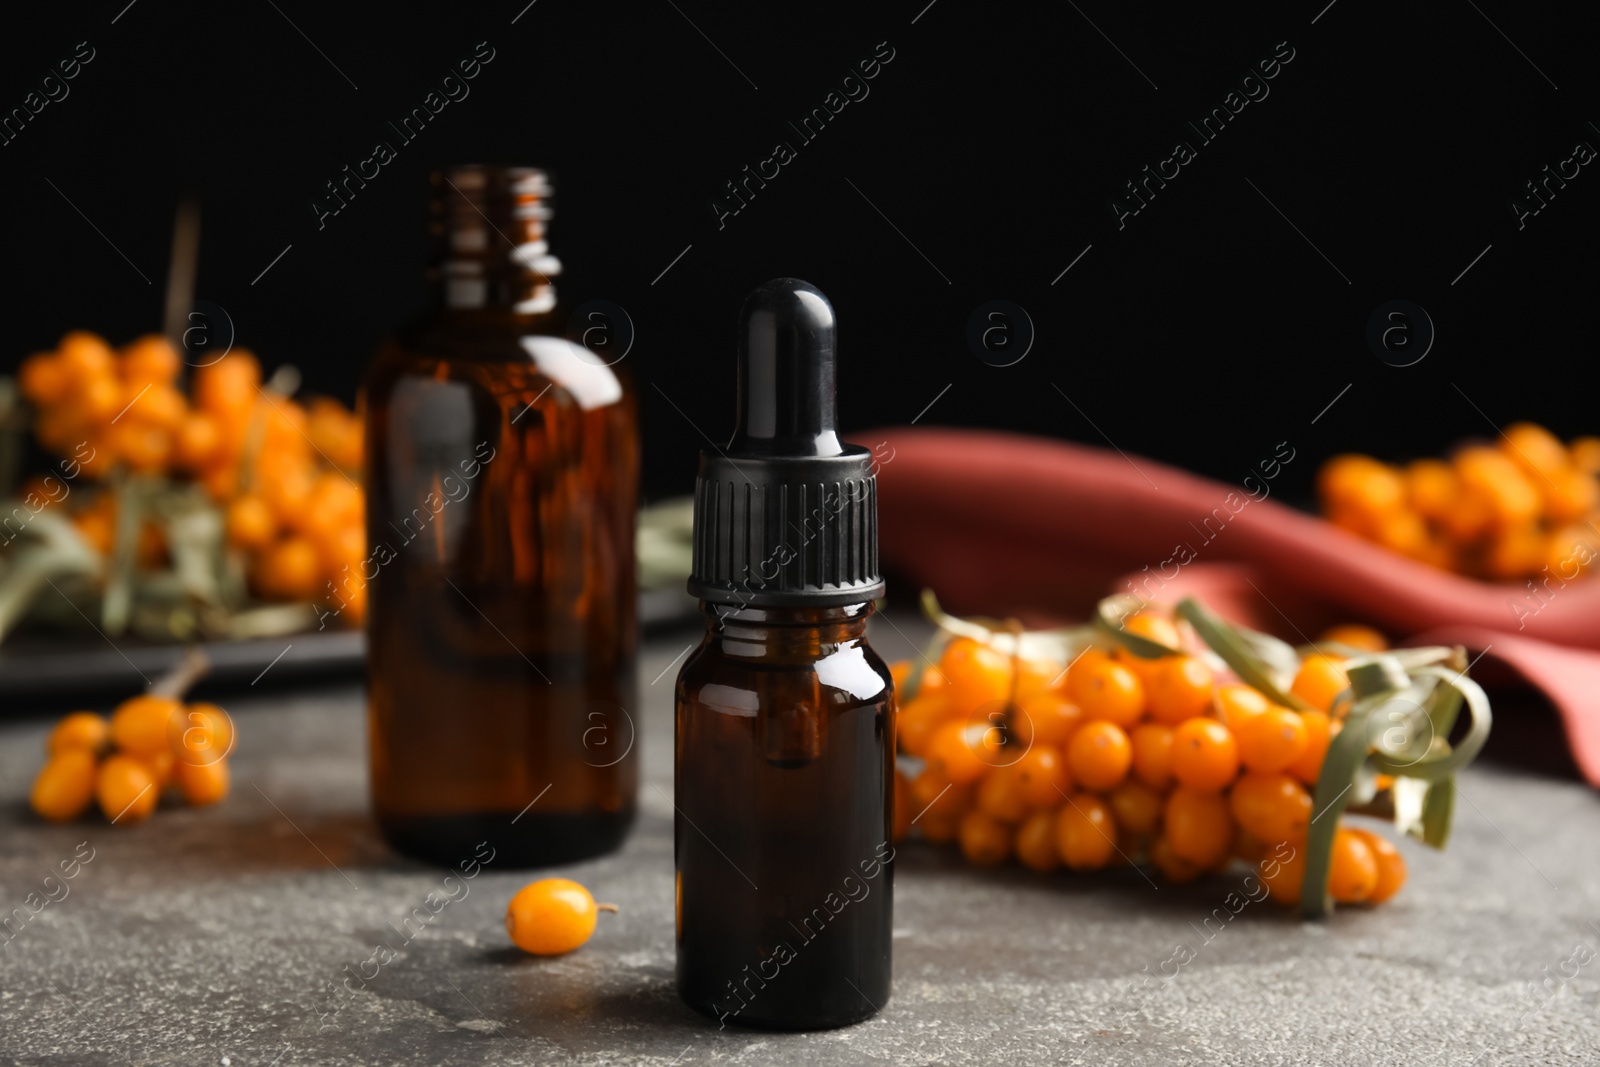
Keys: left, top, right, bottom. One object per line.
{"left": 686, "top": 279, "right": 884, "bottom": 608}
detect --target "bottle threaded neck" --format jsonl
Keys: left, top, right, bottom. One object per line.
{"left": 430, "top": 165, "right": 561, "bottom": 313}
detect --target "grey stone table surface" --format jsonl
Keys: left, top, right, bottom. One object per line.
{"left": 2, "top": 616, "right": 1599, "bottom": 1067}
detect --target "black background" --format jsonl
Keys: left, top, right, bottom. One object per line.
{"left": 2, "top": 0, "right": 1595, "bottom": 503}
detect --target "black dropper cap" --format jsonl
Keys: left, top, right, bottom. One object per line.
{"left": 687, "top": 279, "right": 885, "bottom": 608}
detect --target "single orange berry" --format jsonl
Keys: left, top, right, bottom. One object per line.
{"left": 958, "top": 810, "right": 1013, "bottom": 867}
{"left": 1065, "top": 647, "right": 1111, "bottom": 702}
{"left": 1072, "top": 658, "right": 1145, "bottom": 727}
{"left": 910, "top": 767, "right": 972, "bottom": 824}
{"left": 1288, "top": 712, "right": 1334, "bottom": 786}
{"left": 919, "top": 810, "right": 962, "bottom": 844}
{"left": 1164, "top": 787, "right": 1234, "bottom": 867}
{"left": 138, "top": 748, "right": 175, "bottom": 790}
{"left": 1054, "top": 794, "right": 1118, "bottom": 870}
{"left": 976, "top": 766, "right": 1031, "bottom": 823}
{"left": 1316, "top": 624, "right": 1387, "bottom": 653}
{"left": 1014, "top": 691, "right": 1083, "bottom": 748}
{"left": 1214, "top": 684, "right": 1270, "bottom": 730}
{"left": 505, "top": 878, "right": 615, "bottom": 955}
{"left": 1170, "top": 718, "right": 1240, "bottom": 792}
{"left": 174, "top": 412, "right": 225, "bottom": 470}
{"left": 1291, "top": 655, "right": 1351, "bottom": 715}
{"left": 939, "top": 637, "right": 1013, "bottom": 717}
{"left": 897, "top": 694, "right": 953, "bottom": 758}
{"left": 47, "top": 712, "right": 110, "bottom": 756}
{"left": 1067, "top": 720, "right": 1133, "bottom": 793}
{"left": 176, "top": 758, "right": 230, "bottom": 807}
{"left": 109, "top": 695, "right": 182, "bottom": 755}
{"left": 1228, "top": 772, "right": 1312, "bottom": 844}
{"left": 97, "top": 755, "right": 158, "bottom": 825}
{"left": 1259, "top": 845, "right": 1306, "bottom": 905}
{"left": 1349, "top": 828, "right": 1407, "bottom": 904}
{"left": 1012, "top": 744, "right": 1071, "bottom": 808}
{"left": 253, "top": 537, "right": 323, "bottom": 601}
{"left": 119, "top": 334, "right": 181, "bottom": 386}
{"left": 1130, "top": 723, "right": 1175, "bottom": 790}
{"left": 1235, "top": 707, "right": 1309, "bottom": 774}
{"left": 175, "top": 702, "right": 236, "bottom": 765}
{"left": 31, "top": 749, "right": 98, "bottom": 822}
{"left": 1143, "top": 655, "right": 1214, "bottom": 725}
{"left": 1015, "top": 808, "right": 1062, "bottom": 871}
{"left": 1120, "top": 610, "right": 1181, "bottom": 651}
{"left": 1328, "top": 827, "right": 1379, "bottom": 903}
{"left": 1108, "top": 779, "right": 1163, "bottom": 837}
{"left": 927, "top": 721, "right": 999, "bottom": 785}
{"left": 1149, "top": 835, "right": 1205, "bottom": 884}
{"left": 57, "top": 331, "right": 116, "bottom": 383}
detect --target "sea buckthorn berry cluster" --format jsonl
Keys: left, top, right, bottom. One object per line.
{"left": 15, "top": 331, "right": 365, "bottom": 625}
{"left": 1318, "top": 423, "right": 1600, "bottom": 583}
{"left": 892, "top": 606, "right": 1410, "bottom": 907}
{"left": 29, "top": 693, "right": 235, "bottom": 826}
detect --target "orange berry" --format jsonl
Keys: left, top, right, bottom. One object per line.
{"left": 1319, "top": 455, "right": 1405, "bottom": 527}
{"left": 1542, "top": 467, "right": 1598, "bottom": 525}
{"left": 892, "top": 769, "right": 912, "bottom": 842}
{"left": 1228, "top": 772, "right": 1312, "bottom": 844}
{"left": 959, "top": 810, "right": 1013, "bottom": 866}
{"left": 1015, "top": 690, "right": 1083, "bottom": 748}
{"left": 1015, "top": 808, "right": 1062, "bottom": 871}
{"left": 97, "top": 755, "right": 158, "bottom": 825}
{"left": 919, "top": 811, "right": 962, "bottom": 844}
{"left": 57, "top": 331, "right": 116, "bottom": 383}
{"left": 176, "top": 758, "right": 230, "bottom": 806}
{"left": 1119, "top": 610, "right": 1180, "bottom": 651}
{"left": 19, "top": 353, "right": 70, "bottom": 406}
{"left": 927, "top": 721, "right": 1000, "bottom": 785}
{"left": 1108, "top": 779, "right": 1163, "bottom": 837}
{"left": 1170, "top": 718, "right": 1239, "bottom": 792}
{"left": 505, "top": 878, "right": 610, "bottom": 955}
{"left": 1349, "top": 828, "right": 1407, "bottom": 904}
{"left": 174, "top": 703, "right": 235, "bottom": 766}
{"left": 1054, "top": 794, "right": 1118, "bottom": 870}
{"left": 1150, "top": 835, "right": 1205, "bottom": 884}
{"left": 1327, "top": 827, "right": 1379, "bottom": 903}
{"left": 119, "top": 335, "right": 181, "bottom": 386}
{"left": 1403, "top": 459, "right": 1458, "bottom": 521}
{"left": 195, "top": 351, "right": 261, "bottom": 417}
{"left": 1130, "top": 723, "right": 1175, "bottom": 790}
{"left": 73, "top": 508, "right": 115, "bottom": 554}
{"left": 976, "top": 766, "right": 1031, "bottom": 823}
{"left": 1317, "top": 624, "right": 1387, "bottom": 653}
{"left": 889, "top": 661, "right": 911, "bottom": 692}
{"left": 1144, "top": 655, "right": 1214, "bottom": 725}
{"left": 1291, "top": 655, "right": 1350, "bottom": 714}
{"left": 1501, "top": 422, "right": 1570, "bottom": 482}
{"left": 110, "top": 695, "right": 182, "bottom": 755}
{"left": 1065, "top": 647, "right": 1111, "bottom": 699}
{"left": 138, "top": 748, "right": 175, "bottom": 790}
{"left": 253, "top": 537, "right": 323, "bottom": 601}
{"left": 1571, "top": 436, "right": 1600, "bottom": 475}
{"left": 1012, "top": 744, "right": 1071, "bottom": 808}
{"left": 1067, "top": 720, "right": 1132, "bottom": 792}
{"left": 174, "top": 412, "right": 224, "bottom": 470}
{"left": 1214, "top": 684, "right": 1270, "bottom": 730}
{"left": 123, "top": 382, "right": 187, "bottom": 431}
{"left": 110, "top": 421, "right": 172, "bottom": 474}
{"left": 1164, "top": 787, "right": 1234, "bottom": 867}
{"left": 1235, "top": 707, "right": 1309, "bottom": 774}
{"left": 1232, "top": 827, "right": 1270, "bottom": 864}
{"left": 1259, "top": 845, "right": 1306, "bottom": 905}
{"left": 910, "top": 767, "right": 972, "bottom": 824}
{"left": 226, "top": 495, "right": 277, "bottom": 551}
{"left": 897, "top": 694, "right": 952, "bottom": 758}
{"left": 1456, "top": 446, "right": 1540, "bottom": 531}
{"left": 1072, "top": 658, "right": 1145, "bottom": 727}
{"left": 939, "top": 637, "right": 1014, "bottom": 718}
{"left": 47, "top": 712, "right": 110, "bottom": 756}
{"left": 30, "top": 749, "right": 98, "bottom": 822}
{"left": 1288, "top": 712, "right": 1335, "bottom": 786}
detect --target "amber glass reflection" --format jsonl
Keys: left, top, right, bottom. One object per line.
{"left": 675, "top": 602, "right": 894, "bottom": 1029}
{"left": 364, "top": 304, "right": 638, "bottom": 867}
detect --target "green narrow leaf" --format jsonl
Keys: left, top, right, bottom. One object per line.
{"left": 1094, "top": 594, "right": 1179, "bottom": 659}
{"left": 1420, "top": 776, "right": 1456, "bottom": 849}
{"left": 1175, "top": 596, "right": 1311, "bottom": 710}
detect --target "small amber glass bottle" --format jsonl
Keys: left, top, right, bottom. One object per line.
{"left": 674, "top": 279, "right": 894, "bottom": 1029}
{"left": 363, "top": 166, "right": 638, "bottom": 867}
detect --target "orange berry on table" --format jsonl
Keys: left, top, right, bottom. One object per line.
{"left": 97, "top": 755, "right": 158, "bottom": 825}
{"left": 1072, "top": 657, "right": 1145, "bottom": 727}
{"left": 119, "top": 335, "right": 181, "bottom": 386}
{"left": 505, "top": 878, "right": 613, "bottom": 955}
{"left": 110, "top": 694, "right": 182, "bottom": 755}
{"left": 1500, "top": 421, "right": 1570, "bottom": 482}
{"left": 927, "top": 721, "right": 1000, "bottom": 785}
{"left": 226, "top": 495, "right": 277, "bottom": 551}
{"left": 1232, "top": 827, "right": 1270, "bottom": 864}
{"left": 74, "top": 374, "right": 124, "bottom": 423}
{"left": 1150, "top": 835, "right": 1205, "bottom": 884}
{"left": 1485, "top": 524, "right": 1547, "bottom": 581}
{"left": 1456, "top": 446, "right": 1540, "bottom": 531}
{"left": 30, "top": 749, "right": 98, "bottom": 822}
{"left": 201, "top": 463, "right": 239, "bottom": 502}
{"left": 1288, "top": 711, "right": 1335, "bottom": 786}
{"left": 910, "top": 767, "right": 972, "bottom": 824}
{"left": 138, "top": 748, "right": 175, "bottom": 790}
{"left": 1214, "top": 684, "right": 1270, "bottom": 730}
{"left": 175, "top": 702, "right": 235, "bottom": 765}
{"left": 892, "top": 769, "right": 912, "bottom": 842}
{"left": 1572, "top": 436, "right": 1600, "bottom": 475}
{"left": 1108, "top": 779, "right": 1163, "bottom": 837}
{"left": 57, "top": 331, "right": 116, "bottom": 382}
{"left": 1403, "top": 458, "right": 1458, "bottom": 521}
{"left": 1164, "top": 786, "right": 1234, "bottom": 867}
{"left": 1328, "top": 827, "right": 1379, "bottom": 903}
{"left": 1259, "top": 845, "right": 1306, "bottom": 905}
{"left": 1170, "top": 718, "right": 1239, "bottom": 792}
{"left": 1119, "top": 610, "right": 1181, "bottom": 651}
{"left": 253, "top": 537, "right": 324, "bottom": 601}
{"left": 110, "top": 421, "right": 173, "bottom": 474}
{"left": 123, "top": 382, "right": 187, "bottom": 431}
{"left": 958, "top": 810, "right": 1013, "bottom": 867}
{"left": 1015, "top": 808, "right": 1062, "bottom": 871}
{"left": 1144, "top": 655, "right": 1214, "bottom": 725}
{"left": 1317, "top": 624, "right": 1387, "bottom": 653}
{"left": 1054, "top": 794, "right": 1118, "bottom": 870}
{"left": 194, "top": 350, "right": 262, "bottom": 416}
{"left": 1235, "top": 707, "right": 1309, "bottom": 774}
{"left": 1228, "top": 772, "right": 1312, "bottom": 844}
{"left": 1349, "top": 828, "right": 1407, "bottom": 904}
{"left": 1319, "top": 455, "right": 1405, "bottom": 527}
{"left": 1543, "top": 467, "right": 1598, "bottom": 524}
{"left": 1012, "top": 744, "right": 1071, "bottom": 808}
{"left": 976, "top": 766, "right": 1031, "bottom": 824}
{"left": 1131, "top": 722, "right": 1175, "bottom": 790}
{"left": 1292, "top": 653, "right": 1351, "bottom": 714}
{"left": 1067, "top": 720, "right": 1133, "bottom": 793}
{"left": 19, "top": 352, "right": 70, "bottom": 406}
{"left": 174, "top": 411, "right": 224, "bottom": 470}
{"left": 48, "top": 711, "right": 110, "bottom": 755}
{"left": 897, "top": 695, "right": 951, "bottom": 758}
{"left": 939, "top": 636, "right": 1013, "bottom": 718}
{"left": 176, "top": 758, "right": 230, "bottom": 806}
{"left": 1015, "top": 690, "right": 1083, "bottom": 748}
{"left": 257, "top": 458, "right": 315, "bottom": 523}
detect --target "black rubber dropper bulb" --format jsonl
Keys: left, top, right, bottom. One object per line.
{"left": 732, "top": 278, "right": 843, "bottom": 458}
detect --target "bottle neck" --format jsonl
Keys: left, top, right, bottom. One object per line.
{"left": 430, "top": 166, "right": 560, "bottom": 314}
{"left": 698, "top": 600, "right": 874, "bottom": 659}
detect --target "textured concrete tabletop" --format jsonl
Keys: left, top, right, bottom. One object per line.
{"left": 2, "top": 617, "right": 1599, "bottom": 1066}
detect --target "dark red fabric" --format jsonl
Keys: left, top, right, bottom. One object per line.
{"left": 870, "top": 428, "right": 1600, "bottom": 784}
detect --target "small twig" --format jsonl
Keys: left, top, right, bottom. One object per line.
{"left": 596, "top": 902, "right": 619, "bottom": 914}
{"left": 150, "top": 645, "right": 209, "bottom": 699}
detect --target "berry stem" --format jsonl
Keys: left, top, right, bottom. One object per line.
{"left": 596, "top": 902, "right": 619, "bottom": 913}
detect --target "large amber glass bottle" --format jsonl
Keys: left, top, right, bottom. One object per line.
{"left": 363, "top": 166, "right": 638, "bottom": 867}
